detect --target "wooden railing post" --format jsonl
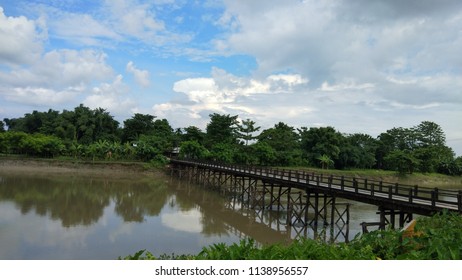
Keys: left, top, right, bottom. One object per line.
{"left": 364, "top": 179, "right": 368, "bottom": 190}
{"left": 341, "top": 176, "right": 344, "bottom": 190}
{"left": 458, "top": 191, "right": 462, "bottom": 213}
{"left": 431, "top": 189, "right": 437, "bottom": 207}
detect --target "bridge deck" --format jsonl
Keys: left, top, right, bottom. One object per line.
{"left": 170, "top": 159, "right": 462, "bottom": 216}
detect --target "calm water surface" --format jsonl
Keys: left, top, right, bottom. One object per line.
{"left": 0, "top": 168, "right": 381, "bottom": 259}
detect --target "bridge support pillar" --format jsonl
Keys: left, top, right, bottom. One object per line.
{"left": 374, "top": 207, "right": 414, "bottom": 231}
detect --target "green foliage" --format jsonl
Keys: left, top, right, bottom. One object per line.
{"left": 237, "top": 118, "right": 260, "bottom": 145}
{"left": 0, "top": 131, "right": 64, "bottom": 157}
{"left": 317, "top": 154, "right": 334, "bottom": 169}
{"left": 350, "top": 211, "right": 462, "bottom": 260}
{"left": 180, "top": 126, "right": 205, "bottom": 144}
{"left": 122, "top": 212, "right": 462, "bottom": 260}
{"left": 299, "top": 126, "right": 342, "bottom": 166}
{"left": 144, "top": 155, "right": 169, "bottom": 169}
{"left": 251, "top": 142, "right": 277, "bottom": 165}
{"left": 384, "top": 150, "right": 420, "bottom": 174}
{"left": 338, "top": 133, "right": 377, "bottom": 169}
{"left": 179, "top": 140, "right": 209, "bottom": 159}
{"left": 2, "top": 107, "right": 459, "bottom": 175}
{"left": 205, "top": 113, "right": 239, "bottom": 147}
{"left": 121, "top": 113, "right": 156, "bottom": 142}
{"left": 412, "top": 211, "right": 462, "bottom": 259}
{"left": 209, "top": 143, "right": 235, "bottom": 163}
{"left": 258, "top": 122, "right": 301, "bottom": 166}
{"left": 4, "top": 105, "right": 119, "bottom": 145}
{"left": 438, "top": 157, "right": 462, "bottom": 176}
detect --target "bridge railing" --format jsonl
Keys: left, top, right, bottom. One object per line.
{"left": 170, "top": 158, "right": 462, "bottom": 212}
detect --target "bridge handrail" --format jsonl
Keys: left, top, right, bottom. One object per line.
{"left": 170, "top": 158, "right": 462, "bottom": 212}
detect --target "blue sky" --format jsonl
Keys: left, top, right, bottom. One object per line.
{"left": 1, "top": 0, "right": 461, "bottom": 155}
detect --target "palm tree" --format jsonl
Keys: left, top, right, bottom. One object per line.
{"left": 317, "top": 154, "right": 334, "bottom": 169}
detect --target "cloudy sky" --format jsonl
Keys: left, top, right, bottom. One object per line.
{"left": 1, "top": 0, "right": 461, "bottom": 155}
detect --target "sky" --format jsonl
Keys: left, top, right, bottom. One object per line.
{"left": 0, "top": 0, "right": 461, "bottom": 155}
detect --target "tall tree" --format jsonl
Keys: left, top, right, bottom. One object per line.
{"left": 205, "top": 113, "right": 239, "bottom": 147}
{"left": 55, "top": 109, "right": 77, "bottom": 142}
{"left": 412, "top": 121, "right": 452, "bottom": 173}
{"left": 299, "top": 126, "right": 343, "bottom": 166}
{"left": 73, "top": 104, "right": 96, "bottom": 144}
{"left": 258, "top": 122, "right": 301, "bottom": 165}
{"left": 121, "top": 113, "right": 156, "bottom": 142}
{"left": 237, "top": 118, "right": 261, "bottom": 145}
{"left": 92, "top": 108, "right": 120, "bottom": 142}
{"left": 181, "top": 126, "right": 205, "bottom": 144}
{"left": 377, "top": 122, "right": 453, "bottom": 173}
{"left": 414, "top": 121, "right": 446, "bottom": 147}
{"left": 338, "top": 133, "right": 377, "bottom": 169}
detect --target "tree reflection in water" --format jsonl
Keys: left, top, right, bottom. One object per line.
{"left": 0, "top": 171, "right": 170, "bottom": 227}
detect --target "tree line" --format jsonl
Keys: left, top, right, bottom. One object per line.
{"left": 1, "top": 104, "right": 461, "bottom": 175}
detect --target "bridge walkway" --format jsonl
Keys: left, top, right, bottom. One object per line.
{"left": 170, "top": 158, "right": 462, "bottom": 217}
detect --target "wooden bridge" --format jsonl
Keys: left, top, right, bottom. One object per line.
{"left": 170, "top": 158, "right": 462, "bottom": 231}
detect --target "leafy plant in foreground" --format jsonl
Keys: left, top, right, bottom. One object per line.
{"left": 120, "top": 211, "right": 462, "bottom": 260}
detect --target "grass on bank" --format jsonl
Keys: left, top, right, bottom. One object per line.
{"left": 285, "top": 166, "right": 462, "bottom": 189}
{"left": 0, "top": 154, "right": 167, "bottom": 171}
{"left": 2, "top": 154, "right": 461, "bottom": 188}
{"left": 121, "top": 211, "right": 462, "bottom": 260}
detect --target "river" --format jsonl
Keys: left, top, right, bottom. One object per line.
{"left": 0, "top": 166, "right": 382, "bottom": 259}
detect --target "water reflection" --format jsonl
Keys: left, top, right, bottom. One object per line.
{"left": 0, "top": 168, "right": 381, "bottom": 259}
{"left": 0, "top": 172, "right": 173, "bottom": 227}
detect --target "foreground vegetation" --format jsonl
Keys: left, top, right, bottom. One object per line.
{"left": 121, "top": 211, "right": 462, "bottom": 260}
{"left": 2, "top": 105, "right": 462, "bottom": 176}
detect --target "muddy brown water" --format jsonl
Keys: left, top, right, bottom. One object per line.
{"left": 0, "top": 165, "right": 385, "bottom": 259}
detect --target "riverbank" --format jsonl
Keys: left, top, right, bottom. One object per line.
{"left": 288, "top": 166, "right": 462, "bottom": 189}
{"left": 2, "top": 156, "right": 461, "bottom": 188}
{"left": 0, "top": 156, "right": 164, "bottom": 177}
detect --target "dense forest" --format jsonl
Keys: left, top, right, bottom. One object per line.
{"left": 1, "top": 104, "right": 461, "bottom": 175}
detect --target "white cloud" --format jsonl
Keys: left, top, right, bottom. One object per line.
{"left": 0, "top": 48, "right": 115, "bottom": 110}
{"left": 0, "top": 49, "right": 113, "bottom": 88}
{"left": 84, "top": 75, "right": 138, "bottom": 117}
{"left": 320, "top": 81, "right": 375, "bottom": 92}
{"left": 153, "top": 69, "right": 312, "bottom": 128}
{"left": 0, "top": 7, "right": 45, "bottom": 65}
{"left": 101, "top": 0, "right": 190, "bottom": 46}
{"left": 171, "top": 68, "right": 308, "bottom": 107}
{"left": 48, "top": 12, "right": 121, "bottom": 47}
{"left": 219, "top": 0, "right": 462, "bottom": 94}
{"left": 126, "top": 61, "right": 151, "bottom": 88}
{"left": 1, "top": 1, "right": 461, "bottom": 155}
{"left": 4, "top": 86, "right": 82, "bottom": 106}
{"left": 161, "top": 208, "right": 203, "bottom": 233}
